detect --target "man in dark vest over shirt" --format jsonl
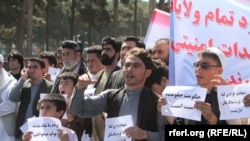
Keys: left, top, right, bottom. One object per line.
{"left": 69, "top": 48, "right": 165, "bottom": 141}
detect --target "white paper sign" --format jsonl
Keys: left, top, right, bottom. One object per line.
{"left": 162, "top": 86, "right": 207, "bottom": 121}
{"left": 27, "top": 117, "right": 62, "bottom": 141}
{"left": 217, "top": 83, "right": 250, "bottom": 120}
{"left": 48, "top": 67, "right": 61, "bottom": 82}
{"left": 104, "top": 115, "right": 133, "bottom": 141}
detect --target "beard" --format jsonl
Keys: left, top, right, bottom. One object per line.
{"left": 63, "top": 60, "right": 78, "bottom": 70}
{"left": 101, "top": 54, "right": 116, "bottom": 66}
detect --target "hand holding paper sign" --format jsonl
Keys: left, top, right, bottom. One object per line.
{"left": 21, "top": 117, "right": 63, "bottom": 141}
{"left": 157, "top": 97, "right": 175, "bottom": 125}
{"left": 243, "top": 94, "right": 250, "bottom": 107}
{"left": 58, "top": 128, "right": 70, "bottom": 141}
{"left": 22, "top": 131, "right": 32, "bottom": 141}
{"left": 124, "top": 126, "right": 148, "bottom": 140}
{"left": 157, "top": 96, "right": 167, "bottom": 112}
{"left": 194, "top": 101, "right": 217, "bottom": 125}
{"left": 161, "top": 86, "right": 207, "bottom": 121}
{"left": 217, "top": 83, "right": 250, "bottom": 120}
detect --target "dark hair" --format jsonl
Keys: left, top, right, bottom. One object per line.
{"left": 145, "top": 59, "right": 168, "bottom": 88}
{"left": 125, "top": 48, "right": 153, "bottom": 69}
{"left": 145, "top": 48, "right": 153, "bottom": 56}
{"left": 29, "top": 57, "right": 46, "bottom": 69}
{"left": 136, "top": 40, "right": 146, "bottom": 49}
{"left": 123, "top": 36, "right": 145, "bottom": 49}
{"left": 86, "top": 45, "right": 102, "bottom": 59}
{"left": 76, "top": 41, "right": 84, "bottom": 54}
{"left": 40, "top": 94, "right": 67, "bottom": 119}
{"left": 39, "top": 51, "right": 57, "bottom": 67}
{"left": 58, "top": 72, "right": 79, "bottom": 86}
{"left": 101, "top": 36, "right": 121, "bottom": 52}
{"left": 8, "top": 51, "right": 24, "bottom": 69}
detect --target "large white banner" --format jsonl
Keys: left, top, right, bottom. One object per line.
{"left": 169, "top": 0, "right": 250, "bottom": 86}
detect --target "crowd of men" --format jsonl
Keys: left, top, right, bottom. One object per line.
{"left": 1, "top": 35, "right": 250, "bottom": 141}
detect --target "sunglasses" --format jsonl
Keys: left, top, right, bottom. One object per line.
{"left": 193, "top": 62, "right": 221, "bottom": 70}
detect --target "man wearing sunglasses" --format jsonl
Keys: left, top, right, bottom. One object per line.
{"left": 197, "top": 48, "right": 250, "bottom": 125}
{"left": 158, "top": 47, "right": 228, "bottom": 125}
{"left": 190, "top": 47, "right": 228, "bottom": 124}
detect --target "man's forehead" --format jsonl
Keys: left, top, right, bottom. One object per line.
{"left": 154, "top": 44, "right": 165, "bottom": 50}
{"left": 62, "top": 48, "right": 74, "bottom": 53}
{"left": 29, "top": 61, "right": 39, "bottom": 65}
{"left": 197, "top": 56, "right": 215, "bottom": 61}
{"left": 124, "top": 55, "right": 143, "bottom": 64}
{"left": 87, "top": 52, "right": 98, "bottom": 56}
{"left": 60, "top": 79, "right": 73, "bottom": 83}
{"left": 122, "top": 41, "right": 136, "bottom": 47}
{"left": 102, "top": 44, "right": 114, "bottom": 49}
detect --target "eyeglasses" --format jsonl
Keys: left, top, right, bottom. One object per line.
{"left": 193, "top": 62, "right": 221, "bottom": 70}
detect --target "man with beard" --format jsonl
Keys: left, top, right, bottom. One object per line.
{"left": 91, "top": 36, "right": 121, "bottom": 141}
{"left": 69, "top": 48, "right": 165, "bottom": 141}
{"left": 152, "top": 38, "right": 169, "bottom": 66}
{"left": 95, "top": 36, "right": 121, "bottom": 94}
{"left": 0, "top": 54, "right": 17, "bottom": 141}
{"left": 73, "top": 36, "right": 121, "bottom": 141}
{"left": 108, "top": 36, "right": 145, "bottom": 89}
{"left": 50, "top": 40, "right": 87, "bottom": 93}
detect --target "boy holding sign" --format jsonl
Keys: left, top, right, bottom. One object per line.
{"left": 22, "top": 94, "right": 78, "bottom": 141}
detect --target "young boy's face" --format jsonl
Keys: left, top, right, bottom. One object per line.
{"left": 59, "top": 79, "right": 74, "bottom": 96}
{"left": 40, "top": 101, "right": 63, "bottom": 119}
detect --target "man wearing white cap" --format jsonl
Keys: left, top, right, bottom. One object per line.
{"left": 158, "top": 47, "right": 228, "bottom": 125}
{"left": 197, "top": 48, "right": 250, "bottom": 125}
{"left": 190, "top": 47, "right": 227, "bottom": 124}
{"left": 0, "top": 54, "right": 17, "bottom": 141}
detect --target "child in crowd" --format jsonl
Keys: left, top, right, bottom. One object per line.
{"left": 58, "top": 71, "right": 91, "bottom": 140}
{"left": 22, "top": 94, "right": 78, "bottom": 141}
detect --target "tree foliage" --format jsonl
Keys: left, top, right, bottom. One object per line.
{"left": 0, "top": 0, "right": 170, "bottom": 56}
